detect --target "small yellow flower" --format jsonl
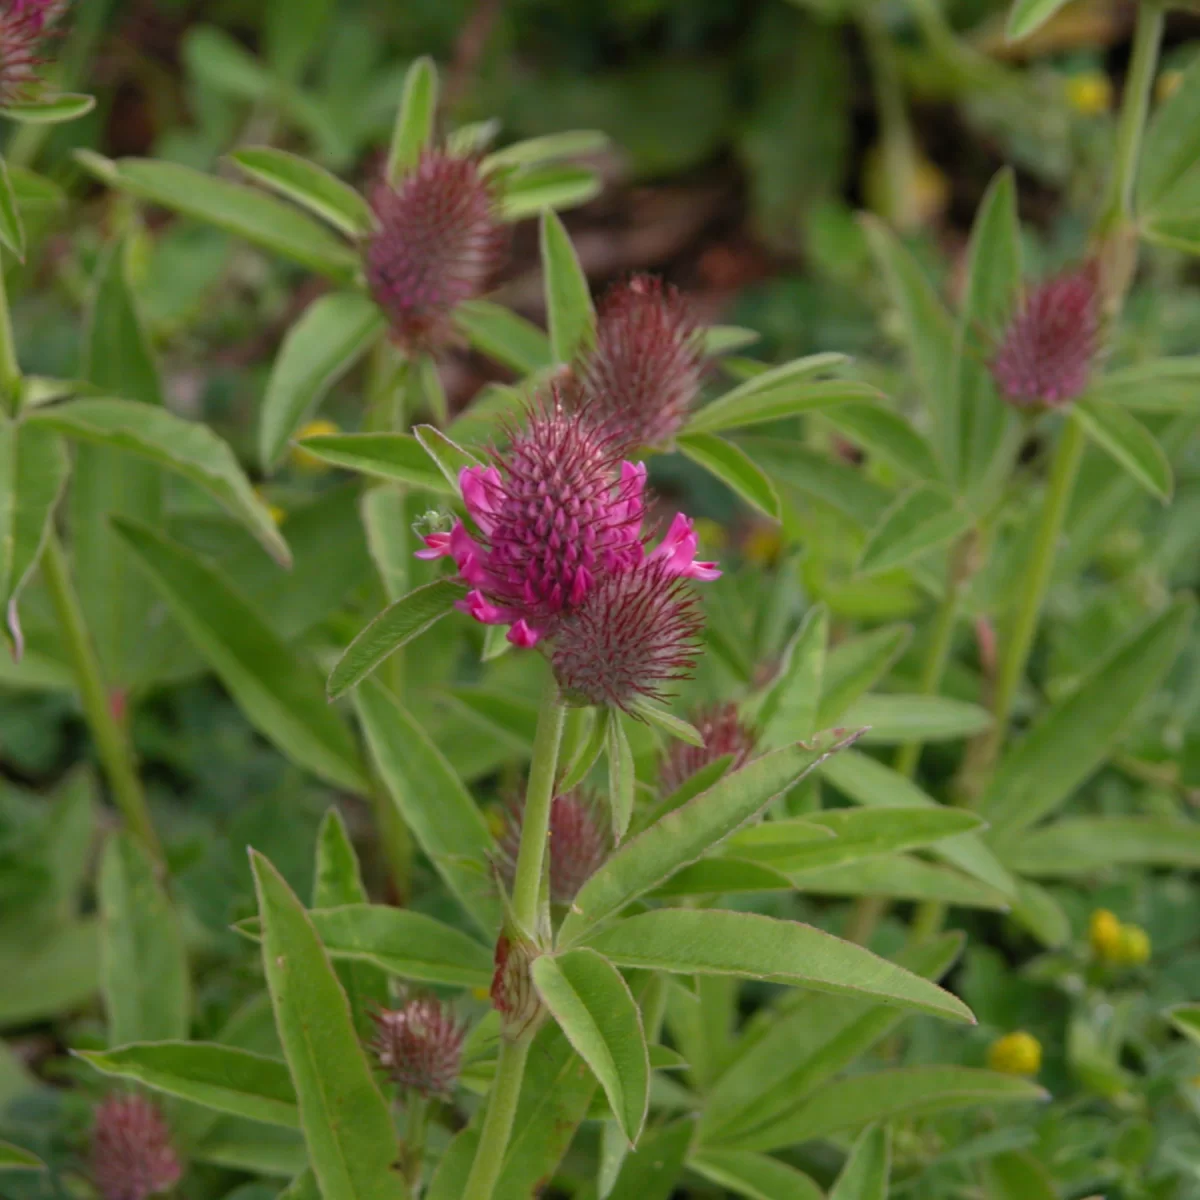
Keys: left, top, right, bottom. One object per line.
{"left": 987, "top": 1031, "right": 1042, "bottom": 1077}
{"left": 1089, "top": 908, "right": 1123, "bottom": 962}
{"left": 1115, "top": 923, "right": 1151, "bottom": 967}
{"left": 1157, "top": 70, "right": 1183, "bottom": 105}
{"left": 291, "top": 418, "right": 340, "bottom": 472}
{"left": 1065, "top": 72, "right": 1113, "bottom": 116}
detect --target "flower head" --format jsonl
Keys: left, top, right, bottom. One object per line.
{"left": 990, "top": 266, "right": 1099, "bottom": 408}
{"left": 573, "top": 275, "right": 702, "bottom": 451}
{"left": 90, "top": 1094, "right": 181, "bottom": 1200}
{"left": 1116, "top": 924, "right": 1151, "bottom": 966}
{"left": 370, "top": 996, "right": 466, "bottom": 1098}
{"left": 1088, "top": 908, "right": 1123, "bottom": 961}
{"left": 659, "top": 701, "right": 758, "bottom": 794}
{"left": 497, "top": 790, "right": 610, "bottom": 905}
{"left": 0, "top": 0, "right": 65, "bottom": 106}
{"left": 551, "top": 557, "right": 704, "bottom": 711}
{"left": 365, "top": 151, "right": 508, "bottom": 352}
{"left": 987, "top": 1031, "right": 1042, "bottom": 1077}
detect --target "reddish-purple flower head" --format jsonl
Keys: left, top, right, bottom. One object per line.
{"left": 551, "top": 558, "right": 704, "bottom": 712}
{"left": 90, "top": 1094, "right": 182, "bottom": 1200}
{"left": 0, "top": 0, "right": 65, "bottom": 105}
{"left": 990, "top": 266, "right": 1100, "bottom": 408}
{"left": 365, "top": 151, "right": 508, "bottom": 352}
{"left": 370, "top": 996, "right": 466, "bottom": 1099}
{"left": 417, "top": 394, "right": 718, "bottom": 648}
{"left": 660, "top": 701, "right": 758, "bottom": 794}
{"left": 573, "top": 275, "right": 703, "bottom": 451}
{"left": 497, "top": 790, "right": 610, "bottom": 905}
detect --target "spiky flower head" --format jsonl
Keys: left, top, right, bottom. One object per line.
{"left": 659, "top": 701, "right": 758, "bottom": 794}
{"left": 418, "top": 394, "right": 719, "bottom": 648}
{"left": 365, "top": 150, "right": 508, "bottom": 352}
{"left": 89, "top": 1094, "right": 181, "bottom": 1200}
{"left": 370, "top": 996, "right": 466, "bottom": 1099}
{"left": 497, "top": 790, "right": 610, "bottom": 905}
{"left": 0, "top": 0, "right": 65, "bottom": 106}
{"left": 490, "top": 933, "right": 543, "bottom": 1038}
{"left": 573, "top": 275, "right": 703, "bottom": 451}
{"left": 551, "top": 557, "right": 703, "bottom": 712}
{"left": 990, "top": 266, "right": 1099, "bottom": 408}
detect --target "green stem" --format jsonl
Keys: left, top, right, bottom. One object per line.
{"left": 983, "top": 415, "right": 1086, "bottom": 770}
{"left": 510, "top": 672, "right": 567, "bottom": 934}
{"left": 1098, "top": 1, "right": 1164, "bottom": 236}
{"left": 0, "top": 262, "right": 20, "bottom": 414}
{"left": 462, "top": 1035, "right": 532, "bottom": 1200}
{"left": 42, "top": 534, "right": 160, "bottom": 859}
{"left": 894, "top": 553, "right": 964, "bottom": 779}
{"left": 402, "top": 1092, "right": 428, "bottom": 1189}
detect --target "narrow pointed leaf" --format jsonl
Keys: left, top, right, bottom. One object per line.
{"left": 0, "top": 1143, "right": 43, "bottom": 1171}
{"left": 607, "top": 710, "right": 636, "bottom": 841}
{"left": 1138, "top": 57, "right": 1200, "bottom": 214}
{"left": 686, "top": 379, "right": 875, "bottom": 436}
{"left": 690, "top": 1151, "right": 823, "bottom": 1200}
{"left": 413, "top": 424, "right": 481, "bottom": 493}
{"left": 484, "top": 131, "right": 608, "bottom": 171}
{"left": 99, "top": 832, "right": 189, "bottom": 1045}
{"left": 820, "top": 403, "right": 941, "bottom": 482}
{"left": 756, "top": 605, "right": 827, "bottom": 751}
{"left": 676, "top": 433, "right": 780, "bottom": 520}
{"left": 1074, "top": 399, "right": 1173, "bottom": 501}
{"left": 532, "top": 949, "right": 649, "bottom": 1147}
{"left": 453, "top": 300, "right": 553, "bottom": 374}
{"left": 76, "top": 154, "right": 358, "bottom": 280}
{"left": 387, "top": 57, "right": 437, "bottom": 181}
{"left": 858, "top": 484, "right": 972, "bottom": 576}
{"left": 0, "top": 158, "right": 25, "bottom": 260}
{"left": 1003, "top": 816, "right": 1200, "bottom": 876}
{"left": 582, "top": 909, "right": 974, "bottom": 1023}
{"left": 841, "top": 694, "right": 992, "bottom": 743}
{"left": 250, "top": 851, "right": 408, "bottom": 1200}
{"left": 113, "top": 520, "right": 367, "bottom": 792}
{"left": 3, "top": 94, "right": 95, "bottom": 123}
{"left": 541, "top": 210, "right": 593, "bottom": 362}
{"left": 33, "top": 398, "right": 290, "bottom": 565}
{"left": 829, "top": 1125, "right": 890, "bottom": 1200}
{"left": 259, "top": 293, "right": 384, "bottom": 469}
{"left": 1005, "top": 0, "right": 1072, "bottom": 41}
{"left": 328, "top": 580, "right": 464, "bottom": 698}
{"left": 233, "top": 148, "right": 374, "bottom": 238}
{"left": 77, "top": 1043, "right": 299, "bottom": 1129}
{"left": 296, "top": 432, "right": 453, "bottom": 492}
{"left": 499, "top": 166, "right": 601, "bottom": 221}
{"left": 558, "top": 729, "right": 862, "bottom": 944}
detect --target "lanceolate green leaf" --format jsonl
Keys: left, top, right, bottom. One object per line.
{"left": 857, "top": 485, "right": 973, "bottom": 576}
{"left": 818, "top": 624, "right": 912, "bottom": 724}
{"left": 532, "top": 949, "right": 649, "bottom": 1147}
{"left": 387, "top": 56, "right": 437, "bottom": 181}
{"left": 982, "top": 599, "right": 1194, "bottom": 839}
{"left": 541, "top": 210, "right": 594, "bottom": 362}
{"left": 98, "top": 832, "right": 190, "bottom": 1045}
{"left": 829, "top": 1125, "right": 890, "bottom": 1200}
{"left": 676, "top": 433, "right": 781, "bottom": 520}
{"left": 113, "top": 520, "right": 367, "bottom": 793}
{"left": 250, "top": 851, "right": 408, "bottom": 1200}
{"left": 1087, "top": 358, "right": 1200, "bottom": 412}
{"left": 558, "top": 730, "right": 861, "bottom": 944}
{"left": 819, "top": 749, "right": 1015, "bottom": 896}
{"left": 1005, "top": 0, "right": 1072, "bottom": 42}
{"left": 73, "top": 241, "right": 165, "bottom": 689}
{"left": 312, "top": 811, "right": 389, "bottom": 1040}
{"left": 0, "top": 419, "right": 68, "bottom": 656}
{"left": 689, "top": 1150, "right": 823, "bottom": 1200}
{"left": 582, "top": 909, "right": 974, "bottom": 1023}
{"left": 259, "top": 293, "right": 385, "bottom": 469}
{"left": 788, "top": 856, "right": 1009, "bottom": 911}
{"left": 841, "top": 694, "right": 992, "bottom": 743}
{"left": 1137, "top": 56, "right": 1200, "bottom": 214}
{"left": 735, "top": 1067, "right": 1044, "bottom": 1152}
{"left": 413, "top": 424, "right": 482, "bottom": 493}
{"left": 0, "top": 1142, "right": 43, "bottom": 1171}
{"left": 77, "top": 1043, "right": 299, "bottom": 1129}
{"left": 755, "top": 604, "right": 826, "bottom": 752}
{"left": 76, "top": 154, "right": 359, "bottom": 281}
{"left": 353, "top": 681, "right": 501, "bottom": 936}
{"left": 498, "top": 165, "right": 602, "bottom": 221}
{"left": 685, "top": 379, "right": 876, "bottom": 436}
{"left": 295, "top": 432, "right": 453, "bottom": 492}
{"left": 819, "top": 403, "right": 941, "bottom": 483}
{"left": 607, "top": 710, "right": 636, "bottom": 841}
{"left": 33, "top": 399, "right": 290, "bottom": 566}
{"left": 862, "top": 216, "right": 957, "bottom": 479}
{"left": 232, "top": 148, "right": 374, "bottom": 238}
{"left": 3, "top": 94, "right": 95, "bottom": 124}
{"left": 1073, "top": 399, "right": 1173, "bottom": 501}
{"left": 0, "top": 157, "right": 25, "bottom": 260}
{"left": 1003, "top": 817, "right": 1200, "bottom": 876}
{"left": 236, "top": 905, "right": 493, "bottom": 989}
{"left": 484, "top": 130, "right": 608, "bottom": 171}
{"left": 328, "top": 580, "right": 465, "bottom": 698}
{"left": 701, "top": 933, "right": 963, "bottom": 1144}
{"left": 453, "top": 300, "right": 553, "bottom": 375}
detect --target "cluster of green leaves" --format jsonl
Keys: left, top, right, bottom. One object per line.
{"left": 3, "top": 3, "right": 1200, "bottom": 1200}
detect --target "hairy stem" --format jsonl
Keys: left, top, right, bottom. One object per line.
{"left": 462, "top": 1034, "right": 532, "bottom": 1200}
{"left": 42, "top": 534, "right": 161, "bottom": 859}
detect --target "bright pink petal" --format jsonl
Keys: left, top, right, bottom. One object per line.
{"left": 460, "top": 465, "right": 503, "bottom": 534}
{"left": 457, "top": 590, "right": 510, "bottom": 626}
{"left": 506, "top": 619, "right": 541, "bottom": 648}
{"left": 684, "top": 559, "right": 722, "bottom": 581}
{"left": 414, "top": 531, "right": 452, "bottom": 560}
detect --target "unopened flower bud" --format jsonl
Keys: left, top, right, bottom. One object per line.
{"left": 370, "top": 995, "right": 466, "bottom": 1099}
{"left": 987, "top": 1031, "right": 1042, "bottom": 1077}
{"left": 497, "top": 790, "right": 610, "bottom": 906}
{"left": 659, "top": 701, "right": 758, "bottom": 794}
{"left": 1089, "top": 908, "right": 1123, "bottom": 963}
